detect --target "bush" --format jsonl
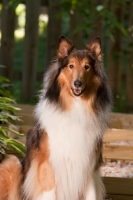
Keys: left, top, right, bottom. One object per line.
{"left": 0, "top": 71, "right": 26, "bottom": 158}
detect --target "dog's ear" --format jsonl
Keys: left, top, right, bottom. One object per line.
{"left": 86, "top": 37, "right": 102, "bottom": 60}
{"left": 58, "top": 36, "right": 74, "bottom": 59}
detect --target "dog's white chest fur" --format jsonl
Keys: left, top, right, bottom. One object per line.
{"left": 35, "top": 99, "right": 104, "bottom": 200}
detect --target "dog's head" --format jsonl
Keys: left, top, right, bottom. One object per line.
{"left": 57, "top": 36, "right": 102, "bottom": 98}
{"left": 45, "top": 36, "right": 111, "bottom": 112}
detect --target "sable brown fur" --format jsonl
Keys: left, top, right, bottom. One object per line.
{"left": 21, "top": 128, "right": 55, "bottom": 199}
{"left": 0, "top": 155, "right": 22, "bottom": 200}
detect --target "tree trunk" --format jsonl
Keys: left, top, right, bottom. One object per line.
{"left": 107, "top": 2, "right": 125, "bottom": 109}
{"left": 0, "top": 0, "right": 16, "bottom": 82}
{"left": 46, "top": 0, "right": 62, "bottom": 66}
{"left": 125, "top": 2, "right": 133, "bottom": 113}
{"left": 89, "top": 0, "right": 103, "bottom": 40}
{"left": 69, "top": 11, "right": 83, "bottom": 49}
{"left": 21, "top": 0, "right": 40, "bottom": 102}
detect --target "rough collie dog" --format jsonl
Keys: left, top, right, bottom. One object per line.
{"left": 0, "top": 36, "right": 112, "bottom": 200}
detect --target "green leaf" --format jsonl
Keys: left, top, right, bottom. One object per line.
{"left": 9, "top": 143, "right": 25, "bottom": 157}
{"left": 0, "top": 112, "right": 20, "bottom": 121}
{"left": 0, "top": 65, "right": 6, "bottom": 68}
{"left": 116, "top": 23, "right": 128, "bottom": 36}
{"left": 96, "top": 5, "right": 104, "bottom": 12}
{"left": 0, "top": 129, "right": 8, "bottom": 138}
{"left": 0, "top": 103, "right": 21, "bottom": 113}
{"left": 2, "top": 127, "right": 25, "bottom": 137}
{"left": 0, "top": 74, "right": 25, "bottom": 157}
{"left": 0, "top": 97, "right": 15, "bottom": 103}
{"left": 0, "top": 76, "right": 10, "bottom": 82}
{"left": 0, "top": 148, "right": 6, "bottom": 154}
{"left": 7, "top": 0, "right": 23, "bottom": 9}
{"left": 0, "top": 119, "right": 11, "bottom": 125}
{"left": 7, "top": 139, "right": 26, "bottom": 156}
{"left": 0, "top": 140, "right": 7, "bottom": 148}
{"left": 7, "top": 138, "right": 25, "bottom": 151}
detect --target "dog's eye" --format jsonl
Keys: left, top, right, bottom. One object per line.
{"left": 69, "top": 64, "right": 74, "bottom": 69}
{"left": 84, "top": 65, "right": 90, "bottom": 70}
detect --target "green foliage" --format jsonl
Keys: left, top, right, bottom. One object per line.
{"left": 12, "top": 4, "right": 48, "bottom": 103}
{"left": 0, "top": 72, "right": 26, "bottom": 157}
{"left": 2, "top": 0, "right": 131, "bottom": 112}
{"left": 7, "top": 0, "right": 23, "bottom": 9}
{"left": 60, "top": 0, "right": 129, "bottom": 40}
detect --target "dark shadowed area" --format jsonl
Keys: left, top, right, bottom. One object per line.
{"left": 0, "top": 0, "right": 133, "bottom": 113}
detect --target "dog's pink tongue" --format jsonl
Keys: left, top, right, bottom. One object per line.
{"left": 74, "top": 89, "right": 81, "bottom": 95}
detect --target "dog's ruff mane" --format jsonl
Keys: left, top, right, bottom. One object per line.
{"left": 35, "top": 97, "right": 107, "bottom": 200}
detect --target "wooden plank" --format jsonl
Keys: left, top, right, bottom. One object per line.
{"left": 19, "top": 125, "right": 31, "bottom": 134}
{"left": 15, "top": 104, "right": 34, "bottom": 114}
{"left": 110, "top": 120, "right": 123, "bottom": 129}
{"left": 103, "top": 129, "right": 133, "bottom": 143}
{"left": 14, "top": 114, "right": 34, "bottom": 126}
{"left": 110, "top": 113, "right": 133, "bottom": 129}
{"left": 105, "top": 194, "right": 133, "bottom": 200}
{"left": 103, "top": 177, "right": 133, "bottom": 195}
{"left": 13, "top": 106, "right": 133, "bottom": 129}
{"left": 103, "top": 144, "right": 133, "bottom": 160}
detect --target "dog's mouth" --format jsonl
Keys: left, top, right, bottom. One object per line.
{"left": 71, "top": 88, "right": 84, "bottom": 96}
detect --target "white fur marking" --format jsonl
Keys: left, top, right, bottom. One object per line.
{"left": 36, "top": 188, "right": 56, "bottom": 200}
{"left": 85, "top": 172, "right": 105, "bottom": 200}
{"left": 35, "top": 98, "right": 107, "bottom": 200}
{"left": 22, "top": 160, "right": 38, "bottom": 200}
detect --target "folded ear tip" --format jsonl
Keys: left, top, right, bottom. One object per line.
{"left": 59, "top": 35, "right": 68, "bottom": 43}
{"left": 59, "top": 35, "right": 65, "bottom": 40}
{"left": 95, "top": 36, "right": 101, "bottom": 39}
{"left": 93, "top": 36, "right": 101, "bottom": 44}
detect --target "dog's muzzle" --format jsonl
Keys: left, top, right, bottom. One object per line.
{"left": 72, "top": 79, "right": 83, "bottom": 96}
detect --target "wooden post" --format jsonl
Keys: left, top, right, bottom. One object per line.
{"left": 0, "top": 0, "right": 16, "bottom": 82}
{"left": 69, "top": 11, "right": 83, "bottom": 49}
{"left": 21, "top": 0, "right": 40, "bottom": 102}
{"left": 46, "top": 0, "right": 62, "bottom": 66}
{"left": 107, "top": 2, "right": 125, "bottom": 109}
{"left": 89, "top": 0, "right": 104, "bottom": 40}
{"left": 125, "top": 2, "right": 133, "bottom": 113}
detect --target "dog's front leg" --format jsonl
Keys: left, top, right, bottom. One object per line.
{"left": 85, "top": 175, "right": 97, "bottom": 200}
{"left": 35, "top": 160, "right": 56, "bottom": 200}
{"left": 22, "top": 159, "right": 56, "bottom": 200}
{"left": 84, "top": 171, "right": 105, "bottom": 200}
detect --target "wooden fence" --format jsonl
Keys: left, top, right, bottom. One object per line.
{"left": 103, "top": 129, "right": 133, "bottom": 161}
{"left": 104, "top": 177, "right": 133, "bottom": 200}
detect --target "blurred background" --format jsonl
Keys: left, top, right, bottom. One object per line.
{"left": 0, "top": 0, "right": 133, "bottom": 113}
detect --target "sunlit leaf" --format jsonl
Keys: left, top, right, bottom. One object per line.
{"left": 7, "top": 0, "right": 23, "bottom": 9}
{"left": 116, "top": 23, "right": 128, "bottom": 36}
{"left": 7, "top": 139, "right": 26, "bottom": 156}
{"left": 2, "top": 127, "right": 25, "bottom": 137}
{"left": 0, "top": 65, "right": 6, "bottom": 68}
{"left": 0, "top": 76, "right": 10, "bottom": 82}
{"left": 0, "top": 148, "right": 6, "bottom": 154}
{"left": 96, "top": 5, "right": 104, "bottom": 12}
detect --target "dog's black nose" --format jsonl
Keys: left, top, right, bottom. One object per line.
{"left": 74, "top": 80, "right": 82, "bottom": 88}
